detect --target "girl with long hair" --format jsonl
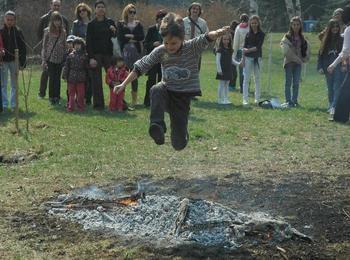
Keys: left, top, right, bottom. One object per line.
{"left": 242, "top": 15, "right": 265, "bottom": 105}
{"left": 117, "top": 4, "right": 145, "bottom": 107}
{"left": 318, "top": 19, "right": 345, "bottom": 116}
{"left": 41, "top": 11, "right": 66, "bottom": 105}
{"left": 280, "top": 16, "right": 310, "bottom": 108}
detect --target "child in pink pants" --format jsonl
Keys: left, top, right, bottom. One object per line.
{"left": 105, "top": 56, "right": 129, "bottom": 112}
{"left": 62, "top": 37, "right": 88, "bottom": 112}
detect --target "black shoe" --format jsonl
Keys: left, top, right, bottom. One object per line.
{"left": 149, "top": 123, "right": 165, "bottom": 145}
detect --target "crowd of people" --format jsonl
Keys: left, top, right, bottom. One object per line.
{"left": 0, "top": 0, "right": 349, "bottom": 149}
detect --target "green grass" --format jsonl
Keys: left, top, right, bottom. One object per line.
{"left": 0, "top": 33, "right": 349, "bottom": 258}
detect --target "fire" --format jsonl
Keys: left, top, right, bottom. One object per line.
{"left": 118, "top": 198, "right": 138, "bottom": 206}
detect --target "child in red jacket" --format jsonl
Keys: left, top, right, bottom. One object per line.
{"left": 105, "top": 56, "right": 129, "bottom": 112}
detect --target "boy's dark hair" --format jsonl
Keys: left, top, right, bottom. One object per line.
{"left": 343, "top": 5, "right": 350, "bottom": 25}
{"left": 240, "top": 13, "right": 249, "bottom": 23}
{"left": 110, "top": 55, "right": 124, "bottom": 66}
{"left": 160, "top": 12, "right": 185, "bottom": 39}
{"left": 95, "top": 0, "right": 105, "bottom": 8}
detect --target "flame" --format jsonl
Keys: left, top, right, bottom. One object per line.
{"left": 118, "top": 198, "right": 138, "bottom": 206}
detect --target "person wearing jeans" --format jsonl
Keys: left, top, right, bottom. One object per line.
{"left": 242, "top": 15, "right": 265, "bottom": 105}
{"left": 284, "top": 62, "right": 302, "bottom": 106}
{"left": 281, "top": 16, "right": 310, "bottom": 107}
{"left": 0, "top": 11, "right": 26, "bottom": 111}
{"left": 318, "top": 19, "right": 345, "bottom": 116}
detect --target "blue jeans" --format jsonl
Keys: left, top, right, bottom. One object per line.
{"left": 325, "top": 64, "right": 345, "bottom": 109}
{"left": 284, "top": 62, "right": 302, "bottom": 105}
{"left": 1, "top": 61, "right": 16, "bottom": 109}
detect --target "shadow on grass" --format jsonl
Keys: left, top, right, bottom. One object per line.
{"left": 192, "top": 100, "right": 253, "bottom": 111}
{"left": 0, "top": 110, "right": 37, "bottom": 124}
{"left": 49, "top": 103, "right": 139, "bottom": 120}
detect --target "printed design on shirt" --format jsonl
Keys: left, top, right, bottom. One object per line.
{"left": 163, "top": 66, "right": 191, "bottom": 81}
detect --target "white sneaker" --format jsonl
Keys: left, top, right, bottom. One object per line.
{"left": 329, "top": 107, "right": 335, "bottom": 115}
{"left": 243, "top": 99, "right": 249, "bottom": 106}
{"left": 218, "top": 98, "right": 224, "bottom": 104}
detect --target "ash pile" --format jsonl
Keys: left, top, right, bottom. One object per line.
{"left": 43, "top": 185, "right": 311, "bottom": 249}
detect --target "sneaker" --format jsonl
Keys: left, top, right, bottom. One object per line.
{"left": 149, "top": 123, "right": 165, "bottom": 145}
{"left": 224, "top": 98, "right": 232, "bottom": 104}
{"left": 254, "top": 99, "right": 259, "bottom": 104}
{"left": 281, "top": 102, "right": 291, "bottom": 108}
{"left": 243, "top": 100, "right": 249, "bottom": 106}
{"left": 329, "top": 107, "right": 335, "bottom": 115}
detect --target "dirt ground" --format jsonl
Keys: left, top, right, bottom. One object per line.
{"left": 1, "top": 171, "right": 349, "bottom": 259}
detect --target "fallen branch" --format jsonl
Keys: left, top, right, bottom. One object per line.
{"left": 173, "top": 198, "right": 189, "bottom": 236}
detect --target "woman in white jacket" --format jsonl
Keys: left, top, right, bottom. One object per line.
{"left": 328, "top": 6, "right": 350, "bottom": 122}
{"left": 232, "top": 14, "right": 249, "bottom": 93}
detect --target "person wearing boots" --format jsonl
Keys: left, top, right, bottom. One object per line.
{"left": 117, "top": 4, "right": 145, "bottom": 107}
{"left": 37, "top": 0, "right": 69, "bottom": 99}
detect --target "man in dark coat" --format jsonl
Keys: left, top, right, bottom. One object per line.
{"left": 142, "top": 10, "right": 167, "bottom": 107}
{"left": 0, "top": 11, "right": 26, "bottom": 111}
{"left": 37, "top": 0, "right": 69, "bottom": 98}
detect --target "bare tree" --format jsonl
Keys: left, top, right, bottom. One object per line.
{"left": 284, "top": 0, "right": 302, "bottom": 20}
{"left": 250, "top": 0, "right": 259, "bottom": 16}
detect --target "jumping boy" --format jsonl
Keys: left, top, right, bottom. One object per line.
{"left": 114, "top": 12, "right": 229, "bottom": 150}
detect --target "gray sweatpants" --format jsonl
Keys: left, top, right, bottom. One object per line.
{"left": 150, "top": 82, "right": 191, "bottom": 150}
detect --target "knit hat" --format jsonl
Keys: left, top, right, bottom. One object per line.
{"left": 188, "top": 2, "right": 202, "bottom": 16}
{"left": 73, "top": 37, "right": 86, "bottom": 47}
{"left": 5, "top": 10, "right": 15, "bottom": 17}
{"left": 66, "top": 35, "right": 76, "bottom": 43}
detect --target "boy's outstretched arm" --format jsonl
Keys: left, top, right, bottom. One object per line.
{"left": 207, "top": 26, "right": 231, "bottom": 41}
{"left": 113, "top": 71, "right": 138, "bottom": 94}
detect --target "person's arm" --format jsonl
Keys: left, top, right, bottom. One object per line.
{"left": 114, "top": 47, "right": 162, "bottom": 94}
{"left": 133, "top": 22, "right": 145, "bottom": 41}
{"left": 190, "top": 26, "right": 230, "bottom": 54}
{"left": 143, "top": 27, "right": 153, "bottom": 54}
{"left": 113, "top": 70, "right": 138, "bottom": 94}
{"left": 37, "top": 16, "right": 45, "bottom": 40}
{"left": 41, "top": 30, "right": 48, "bottom": 66}
{"left": 62, "top": 56, "right": 70, "bottom": 81}
{"left": 329, "top": 27, "right": 350, "bottom": 72}
{"left": 71, "top": 21, "right": 77, "bottom": 36}
{"left": 63, "top": 17, "right": 70, "bottom": 37}
{"left": 18, "top": 30, "right": 27, "bottom": 68}
{"left": 232, "top": 27, "right": 240, "bottom": 58}
{"left": 216, "top": 52, "right": 222, "bottom": 74}
{"left": 86, "top": 22, "right": 94, "bottom": 59}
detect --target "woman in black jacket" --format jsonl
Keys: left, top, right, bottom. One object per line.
{"left": 117, "top": 4, "right": 145, "bottom": 107}
{"left": 86, "top": 0, "right": 116, "bottom": 110}
{"left": 143, "top": 10, "right": 167, "bottom": 107}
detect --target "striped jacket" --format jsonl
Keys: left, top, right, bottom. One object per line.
{"left": 134, "top": 34, "right": 210, "bottom": 94}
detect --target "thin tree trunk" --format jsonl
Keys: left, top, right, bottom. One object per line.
{"left": 284, "top": 0, "right": 295, "bottom": 20}
{"left": 295, "top": 0, "right": 302, "bottom": 17}
{"left": 250, "top": 0, "right": 258, "bottom": 16}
